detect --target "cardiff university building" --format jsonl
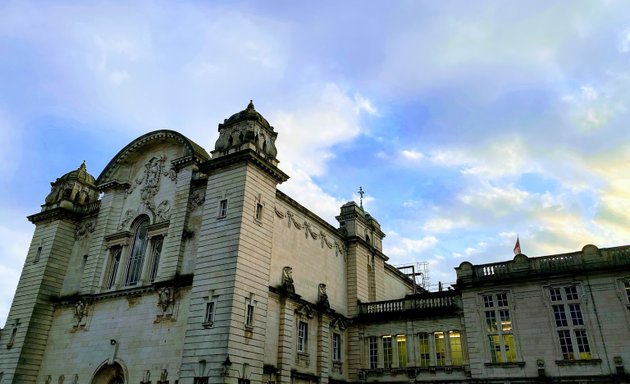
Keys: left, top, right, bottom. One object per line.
{"left": 1, "top": 102, "right": 629, "bottom": 384}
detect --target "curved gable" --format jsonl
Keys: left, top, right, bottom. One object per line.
{"left": 96, "top": 130, "right": 210, "bottom": 186}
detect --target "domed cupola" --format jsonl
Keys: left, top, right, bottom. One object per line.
{"left": 213, "top": 101, "right": 279, "bottom": 165}
{"left": 42, "top": 161, "right": 99, "bottom": 211}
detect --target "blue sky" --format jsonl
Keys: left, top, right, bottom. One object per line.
{"left": 2, "top": 0, "right": 630, "bottom": 326}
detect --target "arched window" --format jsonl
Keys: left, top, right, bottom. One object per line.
{"left": 124, "top": 216, "right": 149, "bottom": 286}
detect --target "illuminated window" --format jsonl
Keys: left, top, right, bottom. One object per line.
{"left": 434, "top": 332, "right": 446, "bottom": 366}
{"left": 549, "top": 286, "right": 591, "bottom": 360}
{"left": 396, "top": 335, "right": 407, "bottom": 368}
{"left": 368, "top": 336, "right": 378, "bottom": 369}
{"left": 418, "top": 333, "right": 430, "bottom": 367}
{"left": 483, "top": 293, "right": 517, "bottom": 363}
{"left": 383, "top": 336, "right": 393, "bottom": 368}
{"left": 449, "top": 331, "right": 463, "bottom": 366}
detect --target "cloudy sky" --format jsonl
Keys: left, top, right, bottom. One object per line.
{"left": 2, "top": 0, "right": 630, "bottom": 326}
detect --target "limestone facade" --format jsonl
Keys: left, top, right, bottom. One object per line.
{"left": 1, "top": 102, "right": 629, "bottom": 383}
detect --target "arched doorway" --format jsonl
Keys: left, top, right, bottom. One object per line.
{"left": 91, "top": 362, "right": 125, "bottom": 384}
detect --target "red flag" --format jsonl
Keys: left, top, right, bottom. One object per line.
{"left": 513, "top": 236, "right": 521, "bottom": 255}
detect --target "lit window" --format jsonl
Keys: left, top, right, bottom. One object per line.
{"left": 449, "top": 331, "right": 463, "bottom": 366}
{"left": 333, "top": 333, "right": 341, "bottom": 361}
{"left": 218, "top": 199, "right": 228, "bottom": 218}
{"left": 549, "top": 285, "right": 591, "bottom": 360}
{"left": 483, "top": 293, "right": 517, "bottom": 363}
{"left": 147, "top": 236, "right": 163, "bottom": 282}
{"left": 383, "top": 336, "right": 393, "bottom": 368}
{"left": 396, "top": 335, "right": 407, "bottom": 368}
{"left": 106, "top": 247, "right": 122, "bottom": 289}
{"left": 368, "top": 336, "right": 378, "bottom": 369}
{"left": 297, "top": 321, "right": 308, "bottom": 353}
{"left": 418, "top": 333, "right": 430, "bottom": 367}
{"left": 434, "top": 332, "right": 446, "bottom": 366}
{"left": 124, "top": 217, "right": 149, "bottom": 286}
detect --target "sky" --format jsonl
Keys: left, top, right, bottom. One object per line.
{"left": 2, "top": 0, "right": 630, "bottom": 326}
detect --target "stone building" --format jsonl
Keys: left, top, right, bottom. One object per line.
{"left": 1, "top": 102, "right": 629, "bottom": 383}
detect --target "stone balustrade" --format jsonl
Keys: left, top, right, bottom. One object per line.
{"left": 358, "top": 290, "right": 460, "bottom": 318}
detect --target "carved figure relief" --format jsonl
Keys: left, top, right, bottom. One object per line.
{"left": 75, "top": 221, "right": 95, "bottom": 240}
{"left": 188, "top": 189, "right": 206, "bottom": 211}
{"left": 119, "top": 209, "right": 136, "bottom": 231}
{"left": 281, "top": 266, "right": 295, "bottom": 294}
{"left": 317, "top": 283, "right": 330, "bottom": 309}
{"left": 74, "top": 298, "right": 89, "bottom": 328}
{"left": 157, "top": 287, "right": 175, "bottom": 316}
{"left": 156, "top": 200, "right": 171, "bottom": 222}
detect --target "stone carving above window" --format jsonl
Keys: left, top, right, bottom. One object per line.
{"left": 281, "top": 266, "right": 295, "bottom": 294}
{"left": 73, "top": 298, "right": 89, "bottom": 329}
{"left": 317, "top": 283, "right": 330, "bottom": 310}
{"left": 188, "top": 189, "right": 206, "bottom": 211}
{"left": 156, "top": 287, "right": 177, "bottom": 321}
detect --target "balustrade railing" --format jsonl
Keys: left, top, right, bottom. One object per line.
{"left": 359, "top": 291, "right": 458, "bottom": 315}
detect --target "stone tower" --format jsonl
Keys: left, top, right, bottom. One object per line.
{"left": 0, "top": 163, "right": 99, "bottom": 383}
{"left": 179, "top": 101, "right": 288, "bottom": 383}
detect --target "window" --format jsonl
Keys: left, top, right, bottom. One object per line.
{"left": 483, "top": 293, "right": 517, "bottom": 363}
{"left": 124, "top": 217, "right": 149, "bottom": 286}
{"left": 418, "top": 333, "right": 430, "bottom": 367}
{"left": 193, "top": 378, "right": 209, "bottom": 384}
{"left": 434, "top": 332, "right": 446, "bottom": 366}
{"left": 449, "top": 331, "right": 463, "bottom": 366}
{"left": 396, "top": 335, "right": 407, "bottom": 368}
{"left": 204, "top": 302, "right": 215, "bottom": 325}
{"left": 297, "top": 321, "right": 308, "bottom": 353}
{"left": 368, "top": 336, "right": 378, "bottom": 369}
{"left": 218, "top": 199, "right": 228, "bottom": 218}
{"left": 7, "top": 328, "right": 16, "bottom": 349}
{"left": 382, "top": 336, "right": 393, "bottom": 368}
{"left": 333, "top": 333, "right": 341, "bottom": 361}
{"left": 105, "top": 247, "right": 122, "bottom": 289}
{"left": 549, "top": 286, "right": 591, "bottom": 360}
{"left": 147, "top": 236, "right": 163, "bottom": 282}
{"left": 624, "top": 280, "right": 630, "bottom": 303}
{"left": 255, "top": 202, "right": 263, "bottom": 221}
{"left": 34, "top": 245, "right": 42, "bottom": 264}
{"left": 245, "top": 303, "right": 255, "bottom": 328}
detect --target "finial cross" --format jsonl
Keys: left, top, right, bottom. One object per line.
{"left": 358, "top": 186, "right": 365, "bottom": 209}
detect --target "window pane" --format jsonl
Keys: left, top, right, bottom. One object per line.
{"left": 148, "top": 237, "right": 163, "bottom": 282}
{"left": 383, "top": 336, "right": 393, "bottom": 368}
{"left": 106, "top": 248, "right": 121, "bottom": 289}
{"left": 396, "top": 335, "right": 407, "bottom": 368}
{"left": 558, "top": 330, "right": 574, "bottom": 360}
{"left": 565, "top": 286, "right": 578, "bottom": 300}
{"left": 418, "top": 333, "right": 430, "bottom": 367}
{"left": 504, "top": 334, "right": 517, "bottom": 362}
{"left": 553, "top": 305, "right": 568, "bottom": 327}
{"left": 125, "top": 219, "right": 149, "bottom": 286}
{"left": 368, "top": 337, "right": 378, "bottom": 369}
{"left": 204, "top": 302, "right": 214, "bottom": 323}
{"left": 434, "top": 332, "right": 445, "bottom": 366}
{"left": 499, "top": 310, "right": 512, "bottom": 332}
{"left": 483, "top": 295, "right": 494, "bottom": 308}
{"left": 298, "top": 321, "right": 308, "bottom": 352}
{"left": 485, "top": 311, "right": 497, "bottom": 332}
{"left": 449, "top": 331, "right": 463, "bottom": 366}
{"left": 333, "top": 333, "right": 341, "bottom": 361}
{"left": 574, "top": 330, "right": 591, "bottom": 359}
{"left": 488, "top": 335, "right": 501, "bottom": 363}
{"left": 496, "top": 293, "right": 508, "bottom": 307}
{"left": 568, "top": 304, "right": 584, "bottom": 326}
{"left": 246, "top": 304, "right": 254, "bottom": 327}
{"left": 550, "top": 287, "right": 562, "bottom": 301}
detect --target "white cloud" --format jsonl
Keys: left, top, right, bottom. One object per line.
{"left": 401, "top": 150, "right": 424, "bottom": 161}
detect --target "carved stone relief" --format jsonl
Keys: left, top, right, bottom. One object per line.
{"left": 75, "top": 221, "right": 95, "bottom": 240}
{"left": 188, "top": 189, "right": 206, "bottom": 211}
{"left": 156, "top": 200, "right": 171, "bottom": 222}
{"left": 73, "top": 298, "right": 89, "bottom": 328}
{"left": 317, "top": 283, "right": 329, "bottom": 309}
{"left": 281, "top": 266, "right": 295, "bottom": 294}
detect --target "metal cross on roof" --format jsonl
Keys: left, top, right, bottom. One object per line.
{"left": 358, "top": 186, "right": 365, "bottom": 209}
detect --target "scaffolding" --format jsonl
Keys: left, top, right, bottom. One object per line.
{"left": 396, "top": 262, "right": 430, "bottom": 294}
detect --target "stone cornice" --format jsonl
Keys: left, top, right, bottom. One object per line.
{"left": 201, "top": 148, "right": 289, "bottom": 184}
{"left": 27, "top": 207, "right": 80, "bottom": 224}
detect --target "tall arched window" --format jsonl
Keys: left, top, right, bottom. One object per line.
{"left": 124, "top": 216, "right": 149, "bottom": 286}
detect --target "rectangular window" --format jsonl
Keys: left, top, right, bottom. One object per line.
{"left": 193, "top": 378, "right": 209, "bottom": 384}
{"left": 483, "top": 293, "right": 517, "bottom": 363}
{"left": 147, "top": 236, "right": 163, "bottom": 282}
{"left": 624, "top": 281, "right": 630, "bottom": 303}
{"left": 434, "top": 332, "right": 446, "bottom": 366}
{"left": 7, "top": 327, "right": 17, "bottom": 348}
{"left": 204, "top": 302, "right": 215, "bottom": 325}
{"left": 368, "top": 336, "right": 378, "bottom": 369}
{"left": 418, "top": 333, "right": 431, "bottom": 367}
{"left": 333, "top": 333, "right": 341, "bottom": 361}
{"left": 396, "top": 335, "right": 407, "bottom": 368}
{"left": 297, "top": 321, "right": 308, "bottom": 353}
{"left": 255, "top": 203, "right": 263, "bottom": 221}
{"left": 449, "top": 331, "right": 463, "bottom": 366}
{"left": 246, "top": 303, "right": 254, "bottom": 328}
{"left": 218, "top": 199, "right": 228, "bottom": 218}
{"left": 106, "top": 247, "right": 122, "bottom": 289}
{"left": 34, "top": 245, "right": 42, "bottom": 264}
{"left": 549, "top": 285, "right": 591, "bottom": 360}
{"left": 382, "top": 336, "right": 393, "bottom": 368}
